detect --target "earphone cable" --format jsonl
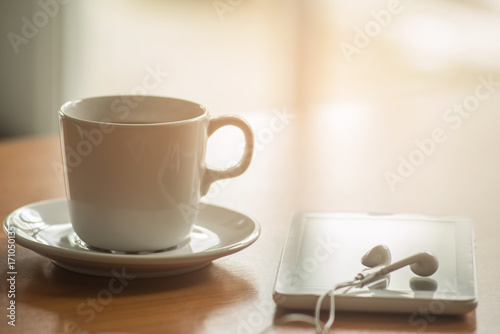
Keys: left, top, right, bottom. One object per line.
{"left": 314, "top": 280, "right": 360, "bottom": 333}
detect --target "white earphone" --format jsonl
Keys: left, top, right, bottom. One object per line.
{"left": 314, "top": 245, "right": 439, "bottom": 334}
{"left": 355, "top": 244, "right": 439, "bottom": 287}
{"left": 275, "top": 245, "right": 440, "bottom": 334}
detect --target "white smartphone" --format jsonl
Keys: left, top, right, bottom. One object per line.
{"left": 273, "top": 212, "right": 477, "bottom": 315}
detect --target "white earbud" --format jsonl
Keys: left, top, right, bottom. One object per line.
{"left": 361, "top": 244, "right": 391, "bottom": 267}
{"left": 381, "top": 251, "right": 438, "bottom": 277}
{"left": 356, "top": 245, "right": 439, "bottom": 286}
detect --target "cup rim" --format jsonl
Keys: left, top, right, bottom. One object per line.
{"left": 59, "top": 95, "right": 208, "bottom": 126}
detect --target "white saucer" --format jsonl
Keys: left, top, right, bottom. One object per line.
{"left": 3, "top": 198, "right": 260, "bottom": 278}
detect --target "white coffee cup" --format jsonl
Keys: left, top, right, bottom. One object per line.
{"left": 59, "top": 95, "right": 254, "bottom": 252}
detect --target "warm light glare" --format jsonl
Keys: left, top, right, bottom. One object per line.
{"left": 320, "top": 101, "right": 368, "bottom": 143}
{"left": 395, "top": 16, "right": 462, "bottom": 70}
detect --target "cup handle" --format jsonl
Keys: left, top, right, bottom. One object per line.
{"left": 201, "top": 115, "right": 254, "bottom": 196}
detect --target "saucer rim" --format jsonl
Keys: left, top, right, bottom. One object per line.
{"left": 3, "top": 198, "right": 261, "bottom": 266}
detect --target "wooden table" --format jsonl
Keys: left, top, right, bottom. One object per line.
{"left": 1, "top": 99, "right": 500, "bottom": 334}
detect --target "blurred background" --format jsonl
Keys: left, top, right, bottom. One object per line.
{"left": 1, "top": 0, "right": 500, "bottom": 138}
{"left": 1, "top": 0, "right": 297, "bottom": 137}
{"left": 0, "top": 0, "right": 500, "bottom": 169}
